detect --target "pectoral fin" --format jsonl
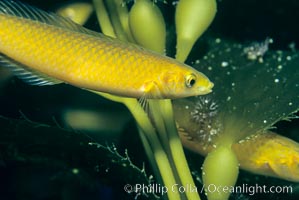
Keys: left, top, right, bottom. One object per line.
{"left": 0, "top": 54, "right": 62, "bottom": 86}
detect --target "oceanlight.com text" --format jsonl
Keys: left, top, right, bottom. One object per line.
{"left": 205, "top": 183, "right": 292, "bottom": 196}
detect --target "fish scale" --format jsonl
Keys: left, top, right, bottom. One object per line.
{"left": 0, "top": 0, "right": 213, "bottom": 98}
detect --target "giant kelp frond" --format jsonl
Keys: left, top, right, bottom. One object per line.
{"left": 176, "top": 37, "right": 299, "bottom": 144}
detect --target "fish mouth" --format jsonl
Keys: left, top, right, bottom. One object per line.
{"left": 198, "top": 82, "right": 214, "bottom": 95}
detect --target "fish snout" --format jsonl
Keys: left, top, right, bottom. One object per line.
{"left": 198, "top": 81, "right": 214, "bottom": 95}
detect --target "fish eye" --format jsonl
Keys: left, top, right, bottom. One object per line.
{"left": 185, "top": 73, "right": 197, "bottom": 88}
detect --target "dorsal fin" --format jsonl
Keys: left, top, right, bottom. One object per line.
{"left": 0, "top": 0, "right": 107, "bottom": 86}
{"left": 0, "top": 0, "right": 101, "bottom": 36}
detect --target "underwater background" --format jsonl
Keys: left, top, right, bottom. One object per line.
{"left": 0, "top": 0, "right": 299, "bottom": 200}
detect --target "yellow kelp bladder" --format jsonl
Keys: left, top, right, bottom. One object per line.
{"left": 128, "top": 0, "right": 166, "bottom": 54}
{"left": 56, "top": 2, "right": 93, "bottom": 25}
{"left": 175, "top": 0, "right": 217, "bottom": 62}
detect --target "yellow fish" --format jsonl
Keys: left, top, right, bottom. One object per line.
{"left": 0, "top": 1, "right": 213, "bottom": 99}
{"left": 179, "top": 126, "right": 299, "bottom": 182}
